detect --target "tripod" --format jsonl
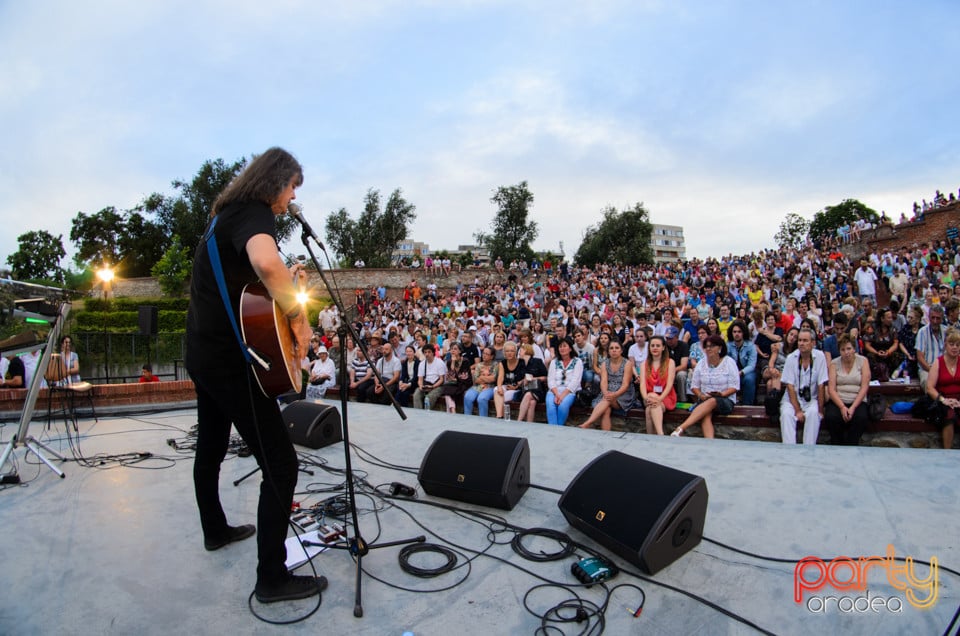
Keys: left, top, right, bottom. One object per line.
{"left": 0, "top": 302, "right": 72, "bottom": 480}
{"left": 295, "top": 214, "right": 423, "bottom": 617}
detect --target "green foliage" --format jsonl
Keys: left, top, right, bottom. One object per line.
{"left": 151, "top": 236, "right": 192, "bottom": 297}
{"left": 457, "top": 251, "right": 474, "bottom": 267}
{"left": 6, "top": 230, "right": 66, "bottom": 283}
{"left": 808, "top": 199, "right": 879, "bottom": 242}
{"left": 64, "top": 267, "right": 96, "bottom": 292}
{"left": 74, "top": 309, "right": 186, "bottom": 333}
{"left": 69, "top": 206, "right": 167, "bottom": 277}
{"left": 774, "top": 212, "right": 811, "bottom": 250}
{"left": 574, "top": 203, "right": 653, "bottom": 267}
{"left": 120, "top": 210, "right": 170, "bottom": 277}
{"left": 85, "top": 297, "right": 190, "bottom": 312}
{"left": 142, "top": 157, "right": 246, "bottom": 254}
{"left": 324, "top": 188, "right": 417, "bottom": 267}
{"left": 484, "top": 182, "right": 539, "bottom": 262}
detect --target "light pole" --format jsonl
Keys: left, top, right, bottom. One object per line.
{"left": 97, "top": 266, "right": 114, "bottom": 383}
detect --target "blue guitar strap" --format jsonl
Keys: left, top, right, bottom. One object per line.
{"left": 203, "top": 216, "right": 254, "bottom": 364}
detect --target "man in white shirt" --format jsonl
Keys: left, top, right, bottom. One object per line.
{"left": 853, "top": 261, "right": 878, "bottom": 304}
{"left": 779, "top": 329, "right": 828, "bottom": 445}
{"left": 413, "top": 344, "right": 447, "bottom": 410}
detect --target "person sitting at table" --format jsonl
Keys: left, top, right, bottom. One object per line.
{"left": 671, "top": 335, "right": 739, "bottom": 439}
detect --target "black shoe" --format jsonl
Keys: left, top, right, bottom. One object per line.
{"left": 255, "top": 575, "right": 328, "bottom": 604}
{"left": 204, "top": 524, "right": 256, "bottom": 551}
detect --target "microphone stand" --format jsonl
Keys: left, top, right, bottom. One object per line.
{"left": 295, "top": 214, "right": 423, "bottom": 618}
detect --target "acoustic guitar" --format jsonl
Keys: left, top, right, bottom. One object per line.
{"left": 239, "top": 283, "right": 303, "bottom": 398}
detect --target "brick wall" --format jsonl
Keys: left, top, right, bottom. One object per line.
{"left": 0, "top": 379, "right": 196, "bottom": 417}
{"left": 845, "top": 202, "right": 959, "bottom": 260}
{"left": 112, "top": 267, "right": 508, "bottom": 299}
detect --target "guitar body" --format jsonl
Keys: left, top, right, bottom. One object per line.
{"left": 239, "top": 283, "right": 302, "bottom": 398}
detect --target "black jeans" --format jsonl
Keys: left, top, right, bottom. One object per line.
{"left": 190, "top": 368, "right": 299, "bottom": 587}
{"left": 824, "top": 401, "right": 868, "bottom": 446}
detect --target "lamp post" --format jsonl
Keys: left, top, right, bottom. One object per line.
{"left": 97, "top": 266, "right": 114, "bottom": 383}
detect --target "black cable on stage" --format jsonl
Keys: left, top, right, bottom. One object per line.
{"left": 704, "top": 535, "right": 960, "bottom": 636}
{"left": 528, "top": 482, "right": 565, "bottom": 495}
{"left": 398, "top": 543, "right": 459, "bottom": 577}
{"left": 512, "top": 527, "right": 577, "bottom": 562}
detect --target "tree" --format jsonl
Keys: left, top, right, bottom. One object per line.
{"left": 7, "top": 230, "right": 66, "bottom": 283}
{"left": 69, "top": 207, "right": 125, "bottom": 268}
{"left": 774, "top": 212, "right": 811, "bottom": 251}
{"left": 151, "top": 236, "right": 192, "bottom": 297}
{"left": 323, "top": 188, "right": 417, "bottom": 267}
{"left": 574, "top": 203, "right": 653, "bottom": 267}
{"left": 144, "top": 158, "right": 247, "bottom": 253}
{"left": 808, "top": 199, "right": 879, "bottom": 243}
{"left": 484, "top": 182, "right": 538, "bottom": 262}
{"left": 120, "top": 211, "right": 170, "bottom": 277}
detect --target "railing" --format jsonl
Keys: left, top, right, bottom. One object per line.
{"left": 70, "top": 332, "right": 187, "bottom": 383}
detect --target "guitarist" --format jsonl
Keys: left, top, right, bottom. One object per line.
{"left": 185, "top": 147, "right": 320, "bottom": 604}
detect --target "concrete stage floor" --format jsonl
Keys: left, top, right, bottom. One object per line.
{"left": 1, "top": 402, "right": 957, "bottom": 635}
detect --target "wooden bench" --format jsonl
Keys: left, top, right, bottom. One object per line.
{"left": 318, "top": 382, "right": 936, "bottom": 434}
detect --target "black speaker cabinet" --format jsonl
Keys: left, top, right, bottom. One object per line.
{"left": 283, "top": 401, "right": 342, "bottom": 449}
{"left": 418, "top": 431, "right": 530, "bottom": 510}
{"left": 138, "top": 305, "right": 158, "bottom": 336}
{"left": 558, "top": 450, "right": 708, "bottom": 574}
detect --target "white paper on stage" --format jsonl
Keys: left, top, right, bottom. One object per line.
{"left": 284, "top": 530, "right": 330, "bottom": 570}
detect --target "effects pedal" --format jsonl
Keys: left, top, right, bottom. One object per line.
{"left": 571, "top": 557, "right": 613, "bottom": 586}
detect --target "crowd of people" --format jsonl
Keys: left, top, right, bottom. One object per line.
{"left": 301, "top": 228, "right": 960, "bottom": 448}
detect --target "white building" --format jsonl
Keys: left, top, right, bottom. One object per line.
{"left": 650, "top": 224, "right": 686, "bottom": 263}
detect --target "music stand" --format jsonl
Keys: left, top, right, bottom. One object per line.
{"left": 0, "top": 302, "right": 72, "bottom": 479}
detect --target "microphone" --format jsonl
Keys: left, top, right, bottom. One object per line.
{"left": 288, "top": 203, "right": 325, "bottom": 250}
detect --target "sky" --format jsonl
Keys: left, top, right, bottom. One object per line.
{"left": 1, "top": 0, "right": 958, "bottom": 271}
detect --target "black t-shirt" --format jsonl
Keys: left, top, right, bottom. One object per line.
{"left": 500, "top": 359, "right": 527, "bottom": 387}
{"left": 668, "top": 340, "right": 690, "bottom": 367}
{"left": 5, "top": 356, "right": 25, "bottom": 385}
{"left": 186, "top": 201, "right": 277, "bottom": 373}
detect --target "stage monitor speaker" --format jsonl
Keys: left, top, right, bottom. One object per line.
{"left": 418, "top": 430, "right": 530, "bottom": 510}
{"left": 558, "top": 450, "right": 708, "bottom": 574}
{"left": 138, "top": 305, "right": 158, "bottom": 336}
{"left": 282, "top": 400, "right": 342, "bottom": 449}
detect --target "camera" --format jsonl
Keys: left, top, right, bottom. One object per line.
{"left": 798, "top": 386, "right": 812, "bottom": 402}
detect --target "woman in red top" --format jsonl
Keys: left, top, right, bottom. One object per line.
{"left": 639, "top": 336, "right": 677, "bottom": 435}
{"left": 926, "top": 328, "right": 960, "bottom": 449}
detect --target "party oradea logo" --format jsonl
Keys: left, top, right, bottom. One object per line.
{"left": 794, "top": 545, "right": 938, "bottom": 614}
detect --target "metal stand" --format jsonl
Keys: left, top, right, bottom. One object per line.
{"left": 0, "top": 302, "right": 72, "bottom": 480}
{"left": 232, "top": 462, "right": 315, "bottom": 487}
{"left": 294, "top": 213, "right": 422, "bottom": 618}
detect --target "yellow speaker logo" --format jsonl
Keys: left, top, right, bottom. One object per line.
{"left": 595, "top": 510, "right": 606, "bottom": 521}
{"left": 457, "top": 474, "right": 465, "bottom": 483}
